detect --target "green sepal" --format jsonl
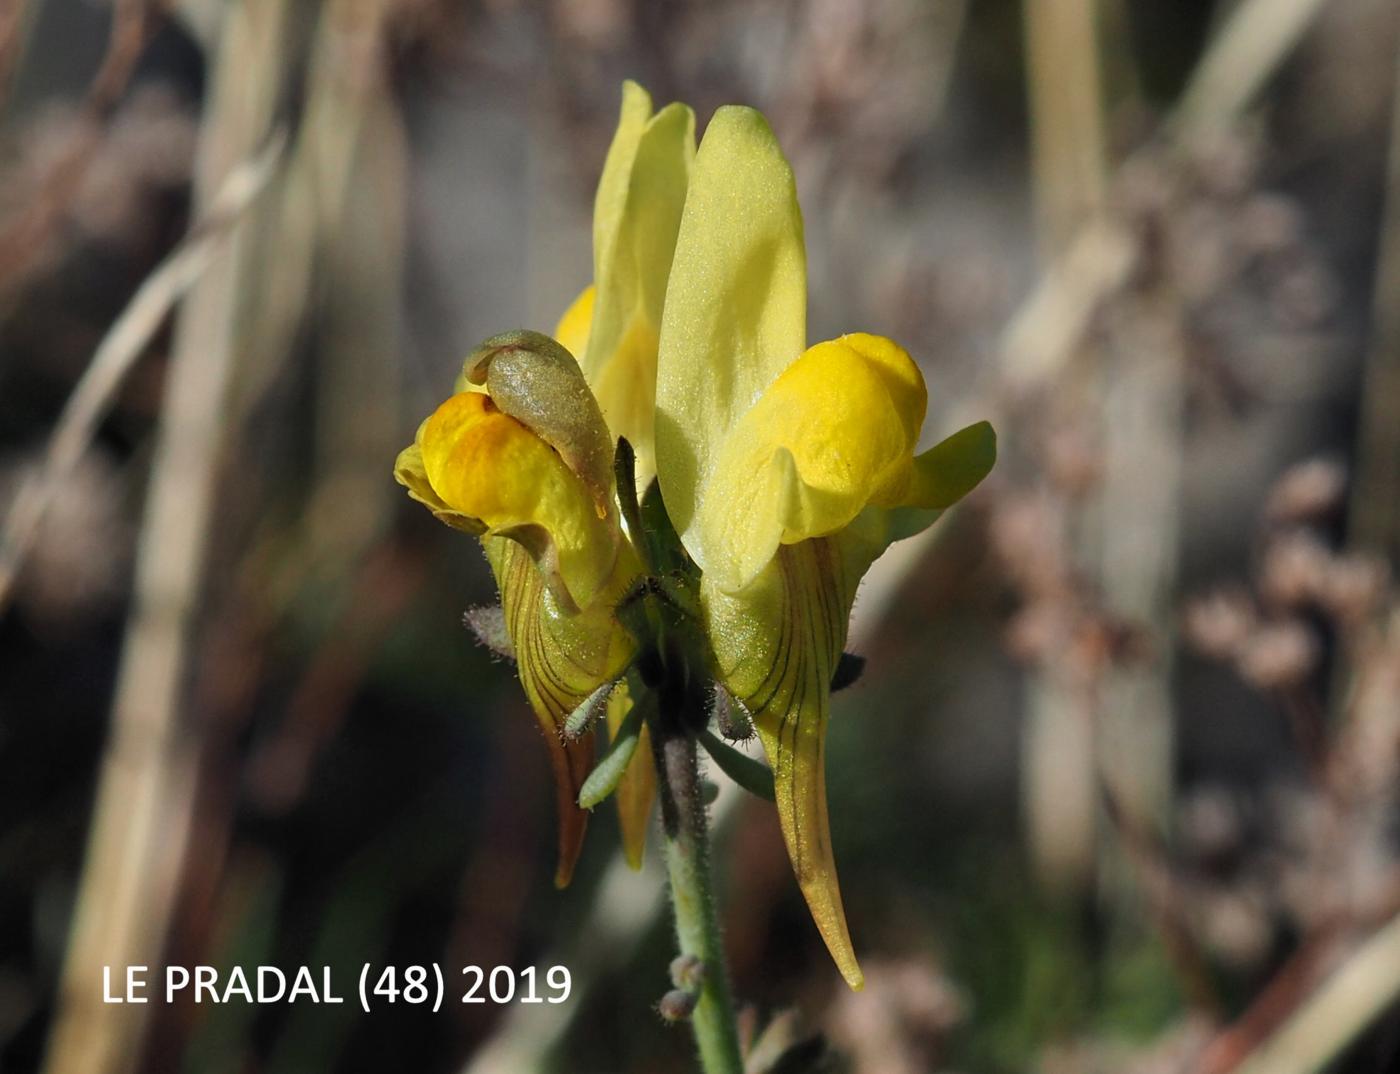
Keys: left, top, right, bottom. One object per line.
{"left": 613, "top": 438, "right": 650, "bottom": 570}
{"left": 830, "top": 653, "right": 865, "bottom": 692}
{"left": 640, "top": 479, "right": 699, "bottom": 584}
{"left": 462, "top": 605, "right": 514, "bottom": 661}
{"left": 698, "top": 728, "right": 775, "bottom": 802}
{"left": 711, "top": 683, "right": 755, "bottom": 741}
{"left": 579, "top": 687, "right": 655, "bottom": 808}
{"left": 563, "top": 678, "right": 618, "bottom": 740}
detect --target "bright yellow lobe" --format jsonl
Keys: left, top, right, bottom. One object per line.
{"left": 419, "top": 391, "right": 615, "bottom": 609}
{"left": 698, "top": 333, "right": 929, "bottom": 594}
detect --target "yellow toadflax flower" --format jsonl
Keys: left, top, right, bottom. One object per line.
{"left": 395, "top": 81, "right": 994, "bottom": 993}
{"left": 653, "top": 105, "right": 994, "bottom": 990}
{"left": 395, "top": 81, "right": 692, "bottom": 886}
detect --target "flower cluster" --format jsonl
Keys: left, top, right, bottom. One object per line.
{"left": 396, "top": 82, "right": 994, "bottom": 989}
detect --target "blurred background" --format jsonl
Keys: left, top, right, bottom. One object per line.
{"left": 3, "top": 0, "right": 1400, "bottom": 1072}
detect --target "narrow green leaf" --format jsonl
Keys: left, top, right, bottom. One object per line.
{"left": 613, "top": 437, "right": 650, "bottom": 569}
{"left": 563, "top": 679, "right": 617, "bottom": 740}
{"left": 698, "top": 728, "right": 775, "bottom": 802}
{"left": 578, "top": 690, "right": 652, "bottom": 808}
{"left": 640, "top": 478, "right": 698, "bottom": 582}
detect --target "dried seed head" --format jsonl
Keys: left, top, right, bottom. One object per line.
{"left": 1237, "top": 621, "right": 1319, "bottom": 690}
{"left": 1201, "top": 889, "right": 1272, "bottom": 968}
{"left": 1114, "top": 152, "right": 1176, "bottom": 219}
{"left": 669, "top": 954, "right": 706, "bottom": 992}
{"left": 1270, "top": 262, "right": 1338, "bottom": 329}
{"left": 1259, "top": 532, "right": 1332, "bottom": 609}
{"left": 1190, "top": 131, "right": 1260, "bottom": 199}
{"left": 1320, "top": 553, "right": 1390, "bottom": 625}
{"left": 989, "top": 493, "right": 1064, "bottom": 594}
{"left": 657, "top": 988, "right": 698, "bottom": 1023}
{"left": 826, "top": 959, "right": 965, "bottom": 1071}
{"left": 1183, "top": 590, "right": 1256, "bottom": 660}
{"left": 1238, "top": 194, "right": 1304, "bottom": 256}
{"left": 1177, "top": 786, "right": 1244, "bottom": 865}
{"left": 463, "top": 605, "right": 515, "bottom": 661}
{"left": 4, "top": 450, "right": 132, "bottom": 628}
{"left": 1264, "top": 459, "right": 1347, "bottom": 526}
{"left": 1043, "top": 425, "right": 1103, "bottom": 499}
{"left": 1004, "top": 601, "right": 1071, "bottom": 664}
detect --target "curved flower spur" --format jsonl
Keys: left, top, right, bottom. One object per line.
{"left": 396, "top": 81, "right": 994, "bottom": 1006}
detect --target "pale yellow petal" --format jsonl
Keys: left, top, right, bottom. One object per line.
{"left": 583, "top": 102, "right": 694, "bottom": 486}
{"left": 593, "top": 81, "right": 654, "bottom": 280}
{"left": 654, "top": 105, "right": 807, "bottom": 564}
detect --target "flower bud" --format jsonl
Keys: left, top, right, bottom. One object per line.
{"left": 669, "top": 954, "right": 706, "bottom": 992}
{"left": 657, "top": 988, "right": 698, "bottom": 1023}
{"left": 1237, "top": 621, "right": 1318, "bottom": 690}
{"left": 463, "top": 605, "right": 514, "bottom": 660}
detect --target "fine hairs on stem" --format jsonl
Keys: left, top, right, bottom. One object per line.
{"left": 652, "top": 690, "right": 744, "bottom": 1074}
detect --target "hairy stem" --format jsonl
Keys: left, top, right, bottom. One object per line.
{"left": 655, "top": 721, "right": 744, "bottom": 1074}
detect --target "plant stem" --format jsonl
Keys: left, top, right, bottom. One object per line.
{"left": 655, "top": 725, "right": 744, "bottom": 1074}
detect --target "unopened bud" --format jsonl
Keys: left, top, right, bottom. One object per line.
{"left": 657, "top": 988, "right": 698, "bottom": 1023}
{"left": 1264, "top": 459, "right": 1346, "bottom": 526}
{"left": 463, "top": 605, "right": 514, "bottom": 661}
{"left": 1321, "top": 554, "right": 1390, "bottom": 625}
{"left": 669, "top": 954, "right": 707, "bottom": 992}
{"left": 713, "top": 684, "right": 754, "bottom": 741}
{"left": 1183, "top": 590, "right": 1254, "bottom": 660}
{"left": 1237, "top": 621, "right": 1318, "bottom": 690}
{"left": 1260, "top": 532, "right": 1331, "bottom": 609}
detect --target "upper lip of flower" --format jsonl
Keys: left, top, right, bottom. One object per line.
{"left": 396, "top": 327, "right": 636, "bottom": 616}
{"left": 572, "top": 83, "right": 695, "bottom": 492}
{"left": 650, "top": 105, "right": 995, "bottom": 599}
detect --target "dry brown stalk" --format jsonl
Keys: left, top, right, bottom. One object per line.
{"left": 0, "top": 0, "right": 34, "bottom": 111}
{"left": 1348, "top": 36, "right": 1400, "bottom": 562}
{"left": 0, "top": 0, "right": 155, "bottom": 292}
{"left": 1230, "top": 913, "right": 1400, "bottom": 1074}
{"left": 0, "top": 131, "right": 284, "bottom": 614}
{"left": 40, "top": 5, "right": 296, "bottom": 1072}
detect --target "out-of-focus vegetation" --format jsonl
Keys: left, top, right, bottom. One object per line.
{"left": 2, "top": 1, "right": 1400, "bottom": 1072}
